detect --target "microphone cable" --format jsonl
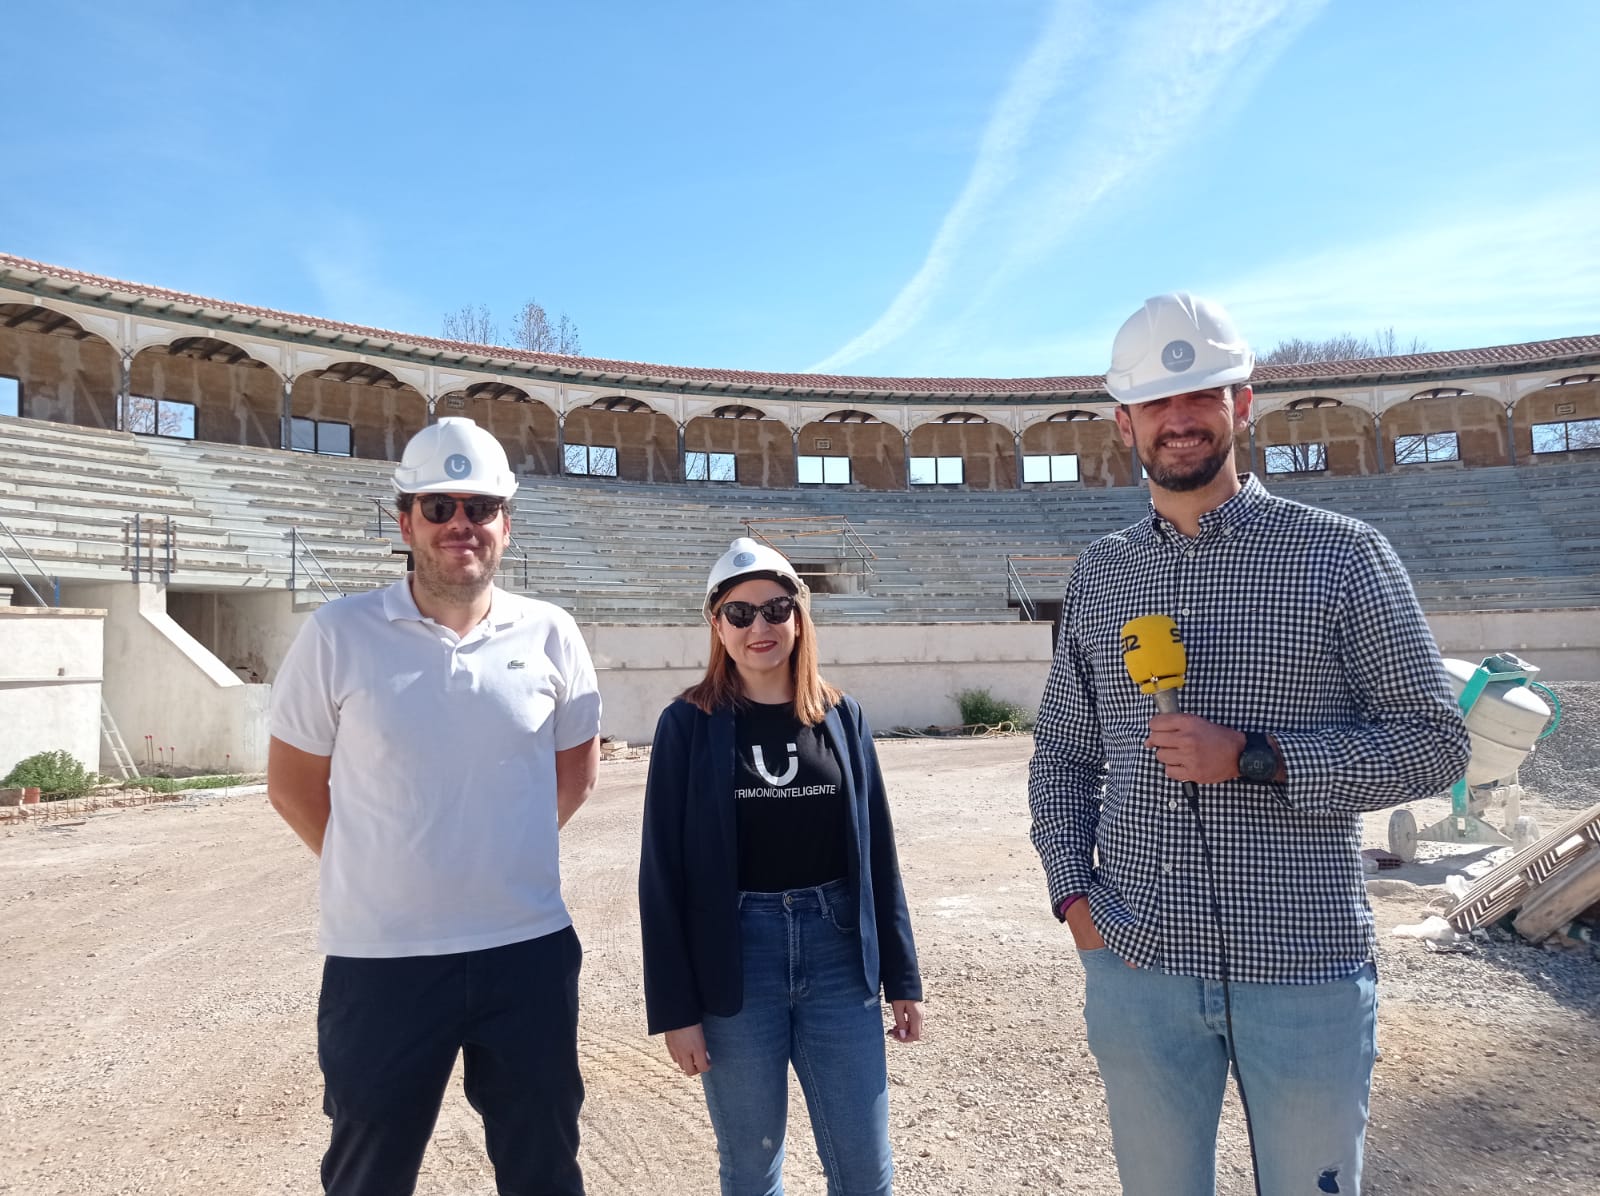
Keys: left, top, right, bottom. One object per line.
{"left": 1122, "top": 615, "right": 1262, "bottom": 1196}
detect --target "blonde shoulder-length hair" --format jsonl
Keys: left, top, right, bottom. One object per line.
{"left": 680, "top": 590, "right": 841, "bottom": 726}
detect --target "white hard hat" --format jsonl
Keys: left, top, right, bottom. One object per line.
{"left": 1105, "top": 293, "right": 1254, "bottom": 405}
{"left": 704, "top": 537, "right": 805, "bottom": 623}
{"left": 392, "top": 417, "right": 518, "bottom": 498}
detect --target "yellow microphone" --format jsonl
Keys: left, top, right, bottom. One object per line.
{"left": 1121, "top": 614, "right": 1199, "bottom": 805}
{"left": 1120, "top": 614, "right": 1187, "bottom": 714}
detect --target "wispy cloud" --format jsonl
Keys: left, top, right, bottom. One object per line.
{"left": 806, "top": 0, "right": 1324, "bottom": 374}
{"left": 1218, "top": 189, "right": 1600, "bottom": 350}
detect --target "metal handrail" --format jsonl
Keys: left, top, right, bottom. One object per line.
{"left": 1005, "top": 554, "right": 1077, "bottom": 622}
{"left": 0, "top": 516, "right": 55, "bottom": 606}
{"left": 502, "top": 532, "right": 531, "bottom": 591}
{"left": 1005, "top": 556, "right": 1038, "bottom": 622}
{"left": 371, "top": 498, "right": 400, "bottom": 539}
{"left": 128, "top": 514, "right": 175, "bottom": 584}
{"left": 743, "top": 515, "right": 878, "bottom": 578}
{"left": 288, "top": 528, "right": 345, "bottom": 602}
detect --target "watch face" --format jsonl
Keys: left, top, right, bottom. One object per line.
{"left": 1239, "top": 734, "right": 1277, "bottom": 782}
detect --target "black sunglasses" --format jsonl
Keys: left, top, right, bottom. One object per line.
{"left": 717, "top": 595, "right": 797, "bottom": 629}
{"left": 415, "top": 495, "right": 507, "bottom": 525}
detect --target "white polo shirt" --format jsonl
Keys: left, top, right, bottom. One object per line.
{"left": 270, "top": 577, "right": 602, "bottom": 958}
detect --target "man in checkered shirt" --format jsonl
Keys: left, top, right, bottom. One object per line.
{"left": 1028, "top": 294, "right": 1469, "bottom": 1195}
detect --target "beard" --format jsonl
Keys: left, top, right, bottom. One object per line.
{"left": 412, "top": 534, "right": 503, "bottom": 606}
{"left": 1135, "top": 430, "right": 1235, "bottom": 493}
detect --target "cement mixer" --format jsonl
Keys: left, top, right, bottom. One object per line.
{"left": 1388, "top": 652, "right": 1561, "bottom": 861}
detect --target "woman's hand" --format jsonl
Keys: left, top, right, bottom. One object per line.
{"left": 889, "top": 1000, "right": 923, "bottom": 1043}
{"left": 664, "top": 1024, "right": 711, "bottom": 1076}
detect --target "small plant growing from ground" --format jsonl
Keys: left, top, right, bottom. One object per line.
{"left": 953, "top": 688, "right": 1036, "bottom": 731}
{"left": 122, "top": 775, "right": 255, "bottom": 794}
{"left": 2, "top": 750, "right": 96, "bottom": 801}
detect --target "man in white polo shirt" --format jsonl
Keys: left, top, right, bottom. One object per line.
{"left": 268, "top": 417, "right": 602, "bottom": 1196}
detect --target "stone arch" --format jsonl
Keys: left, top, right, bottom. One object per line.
{"left": 129, "top": 336, "right": 285, "bottom": 447}
{"left": 1385, "top": 387, "right": 1508, "bottom": 468}
{"left": 437, "top": 381, "right": 559, "bottom": 476}
{"left": 682, "top": 404, "right": 795, "bottom": 488}
{"left": 1252, "top": 397, "right": 1376, "bottom": 477}
{"left": 290, "top": 359, "right": 427, "bottom": 461}
{"left": 0, "top": 301, "right": 121, "bottom": 428}
{"left": 1512, "top": 374, "right": 1600, "bottom": 463}
{"left": 906, "top": 411, "right": 1014, "bottom": 489}
{"left": 1020, "top": 410, "right": 1130, "bottom": 486}
{"left": 561, "top": 396, "right": 677, "bottom": 482}
{"left": 795, "top": 410, "right": 902, "bottom": 489}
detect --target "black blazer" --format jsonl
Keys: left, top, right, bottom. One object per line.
{"left": 639, "top": 694, "right": 923, "bottom": 1035}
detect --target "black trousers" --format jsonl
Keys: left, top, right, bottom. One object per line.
{"left": 317, "top": 926, "right": 584, "bottom": 1196}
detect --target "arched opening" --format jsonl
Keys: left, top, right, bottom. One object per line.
{"left": 438, "top": 381, "right": 558, "bottom": 475}
{"left": 0, "top": 303, "right": 120, "bottom": 428}
{"left": 1020, "top": 410, "right": 1129, "bottom": 487}
{"left": 907, "top": 412, "right": 1014, "bottom": 489}
{"left": 130, "top": 336, "right": 281, "bottom": 447}
{"left": 1514, "top": 374, "right": 1600, "bottom": 462}
{"left": 1253, "top": 398, "right": 1374, "bottom": 477}
{"left": 1386, "top": 387, "right": 1506, "bottom": 468}
{"left": 795, "top": 410, "right": 900, "bottom": 489}
{"left": 682, "top": 404, "right": 794, "bottom": 488}
{"left": 561, "top": 395, "right": 677, "bottom": 482}
{"left": 291, "top": 360, "right": 427, "bottom": 461}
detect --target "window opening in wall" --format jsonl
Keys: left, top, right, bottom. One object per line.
{"left": 797, "top": 455, "right": 851, "bottom": 485}
{"left": 1022, "top": 454, "right": 1079, "bottom": 483}
{"left": 123, "top": 394, "right": 197, "bottom": 439}
{"left": 908, "top": 456, "right": 964, "bottom": 485}
{"left": 291, "top": 417, "right": 353, "bottom": 456}
{"left": 563, "top": 444, "right": 618, "bottom": 476}
{"left": 1393, "top": 432, "right": 1459, "bottom": 465}
{"left": 0, "top": 375, "right": 18, "bottom": 417}
{"left": 685, "top": 451, "right": 737, "bottom": 482}
{"left": 1532, "top": 418, "right": 1600, "bottom": 454}
{"left": 1263, "top": 443, "right": 1327, "bottom": 474}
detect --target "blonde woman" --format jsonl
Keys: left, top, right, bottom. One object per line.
{"left": 639, "top": 538, "right": 923, "bottom": 1196}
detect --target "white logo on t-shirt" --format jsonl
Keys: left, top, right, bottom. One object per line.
{"left": 753, "top": 743, "right": 799, "bottom": 786}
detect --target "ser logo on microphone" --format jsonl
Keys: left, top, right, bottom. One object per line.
{"left": 1120, "top": 614, "right": 1188, "bottom": 696}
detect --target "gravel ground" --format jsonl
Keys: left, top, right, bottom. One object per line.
{"left": 1, "top": 722, "right": 1596, "bottom": 1195}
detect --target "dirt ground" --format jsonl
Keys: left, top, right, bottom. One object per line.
{"left": 2, "top": 729, "right": 1597, "bottom": 1195}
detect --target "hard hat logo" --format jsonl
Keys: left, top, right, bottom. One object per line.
{"left": 733, "top": 551, "right": 757, "bottom": 568}
{"left": 444, "top": 453, "right": 472, "bottom": 479}
{"left": 1160, "top": 340, "right": 1196, "bottom": 373}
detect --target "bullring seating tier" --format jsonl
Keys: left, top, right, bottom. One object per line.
{"left": 2, "top": 415, "right": 1597, "bottom": 622}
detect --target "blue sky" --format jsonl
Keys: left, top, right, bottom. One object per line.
{"left": 3, "top": 0, "right": 1596, "bottom": 378}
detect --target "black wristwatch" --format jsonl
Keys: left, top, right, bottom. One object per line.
{"left": 1237, "top": 731, "right": 1280, "bottom": 784}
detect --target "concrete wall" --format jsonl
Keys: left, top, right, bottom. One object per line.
{"left": 166, "top": 589, "right": 309, "bottom": 684}
{"left": 68, "top": 581, "right": 270, "bottom": 772}
{"left": 0, "top": 319, "right": 119, "bottom": 428}
{"left": 0, "top": 606, "right": 104, "bottom": 778}
{"left": 1428, "top": 609, "right": 1600, "bottom": 682}
{"left": 583, "top": 620, "right": 1057, "bottom": 745}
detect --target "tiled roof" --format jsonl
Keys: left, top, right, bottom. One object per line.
{"left": 3, "top": 251, "right": 1597, "bottom": 397}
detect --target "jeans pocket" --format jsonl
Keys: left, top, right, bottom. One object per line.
{"left": 821, "top": 887, "right": 860, "bottom": 934}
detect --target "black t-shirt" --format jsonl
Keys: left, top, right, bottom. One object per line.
{"left": 732, "top": 701, "right": 848, "bottom": 892}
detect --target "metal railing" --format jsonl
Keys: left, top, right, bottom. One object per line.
{"left": 129, "top": 514, "right": 174, "bottom": 584}
{"left": 288, "top": 528, "right": 345, "bottom": 602}
{"left": 0, "top": 515, "right": 57, "bottom": 606}
{"left": 742, "top": 515, "right": 878, "bottom": 579}
{"left": 371, "top": 498, "right": 400, "bottom": 539}
{"left": 1005, "top": 554, "right": 1076, "bottom": 622}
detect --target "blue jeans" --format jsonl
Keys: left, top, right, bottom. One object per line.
{"left": 1080, "top": 949, "right": 1377, "bottom": 1196}
{"left": 699, "top": 879, "right": 893, "bottom": 1196}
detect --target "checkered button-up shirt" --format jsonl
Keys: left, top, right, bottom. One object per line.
{"left": 1028, "top": 474, "right": 1469, "bottom": 984}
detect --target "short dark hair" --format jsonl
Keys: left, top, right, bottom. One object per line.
{"left": 394, "top": 492, "right": 415, "bottom": 513}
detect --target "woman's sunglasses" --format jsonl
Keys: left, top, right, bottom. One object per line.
{"left": 415, "top": 495, "right": 507, "bottom": 525}
{"left": 717, "top": 595, "right": 797, "bottom": 629}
